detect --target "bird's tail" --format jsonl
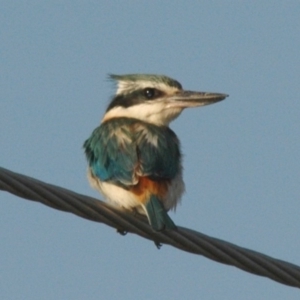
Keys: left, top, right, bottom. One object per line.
{"left": 144, "top": 195, "right": 177, "bottom": 231}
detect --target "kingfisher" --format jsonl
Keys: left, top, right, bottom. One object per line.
{"left": 84, "top": 74, "right": 227, "bottom": 231}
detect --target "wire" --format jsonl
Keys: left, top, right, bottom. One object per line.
{"left": 1, "top": 166, "right": 300, "bottom": 288}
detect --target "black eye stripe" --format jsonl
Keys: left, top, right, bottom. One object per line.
{"left": 106, "top": 88, "right": 163, "bottom": 111}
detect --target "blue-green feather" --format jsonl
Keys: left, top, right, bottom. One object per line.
{"left": 145, "top": 195, "right": 177, "bottom": 230}
{"left": 83, "top": 118, "right": 181, "bottom": 187}
{"left": 137, "top": 125, "right": 180, "bottom": 179}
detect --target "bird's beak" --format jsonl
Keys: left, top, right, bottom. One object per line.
{"left": 166, "top": 90, "right": 228, "bottom": 108}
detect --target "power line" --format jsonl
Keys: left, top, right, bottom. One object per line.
{"left": 1, "top": 166, "right": 300, "bottom": 288}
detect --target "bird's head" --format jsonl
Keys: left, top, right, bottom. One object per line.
{"left": 102, "top": 74, "right": 228, "bottom": 126}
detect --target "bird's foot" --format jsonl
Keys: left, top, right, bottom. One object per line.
{"left": 116, "top": 228, "right": 128, "bottom": 236}
{"left": 154, "top": 241, "right": 162, "bottom": 249}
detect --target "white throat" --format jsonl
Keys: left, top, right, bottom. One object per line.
{"left": 102, "top": 102, "right": 183, "bottom": 126}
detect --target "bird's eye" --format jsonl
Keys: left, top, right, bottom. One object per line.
{"left": 144, "top": 88, "right": 156, "bottom": 99}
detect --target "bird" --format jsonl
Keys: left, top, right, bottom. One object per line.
{"left": 84, "top": 74, "right": 227, "bottom": 231}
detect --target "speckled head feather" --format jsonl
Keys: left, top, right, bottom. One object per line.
{"left": 109, "top": 74, "right": 182, "bottom": 95}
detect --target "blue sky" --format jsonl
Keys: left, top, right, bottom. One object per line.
{"left": 1, "top": 2, "right": 300, "bottom": 299}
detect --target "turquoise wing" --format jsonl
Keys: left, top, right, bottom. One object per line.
{"left": 135, "top": 124, "right": 181, "bottom": 180}
{"left": 84, "top": 120, "right": 138, "bottom": 186}
{"left": 84, "top": 118, "right": 181, "bottom": 187}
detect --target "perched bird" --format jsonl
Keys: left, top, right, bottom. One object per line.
{"left": 84, "top": 74, "right": 227, "bottom": 231}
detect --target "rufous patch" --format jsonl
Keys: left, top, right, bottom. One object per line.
{"left": 130, "top": 177, "right": 169, "bottom": 204}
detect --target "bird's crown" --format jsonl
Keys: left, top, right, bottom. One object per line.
{"left": 109, "top": 74, "right": 182, "bottom": 95}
